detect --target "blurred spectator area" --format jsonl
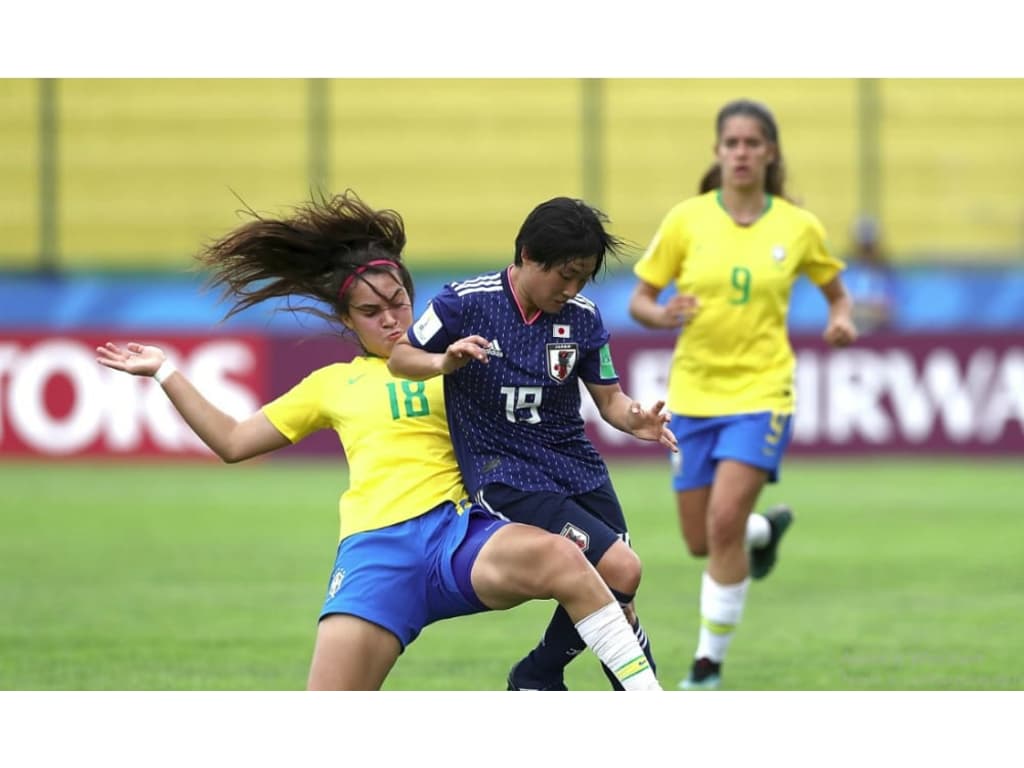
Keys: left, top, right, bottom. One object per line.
{"left": 3, "top": 78, "right": 1024, "bottom": 271}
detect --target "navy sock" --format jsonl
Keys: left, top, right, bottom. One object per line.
{"left": 517, "top": 604, "right": 587, "bottom": 683}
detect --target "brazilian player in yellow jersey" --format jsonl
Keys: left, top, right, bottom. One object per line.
{"left": 97, "top": 191, "right": 662, "bottom": 691}
{"left": 262, "top": 356, "right": 464, "bottom": 543}
{"left": 637, "top": 190, "right": 842, "bottom": 417}
{"left": 629, "top": 99, "right": 857, "bottom": 691}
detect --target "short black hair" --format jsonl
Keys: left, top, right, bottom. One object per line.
{"left": 513, "top": 196, "right": 627, "bottom": 280}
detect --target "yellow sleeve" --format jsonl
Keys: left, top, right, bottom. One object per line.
{"left": 799, "top": 211, "right": 846, "bottom": 286}
{"left": 634, "top": 203, "right": 688, "bottom": 290}
{"left": 261, "top": 367, "right": 335, "bottom": 444}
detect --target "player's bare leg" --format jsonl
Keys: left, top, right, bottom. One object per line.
{"left": 680, "top": 460, "right": 766, "bottom": 690}
{"left": 307, "top": 614, "right": 401, "bottom": 690}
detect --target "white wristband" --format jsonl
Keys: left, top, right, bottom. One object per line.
{"left": 153, "top": 360, "right": 177, "bottom": 385}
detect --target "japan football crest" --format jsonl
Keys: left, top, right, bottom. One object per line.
{"left": 560, "top": 522, "right": 590, "bottom": 552}
{"left": 546, "top": 343, "right": 578, "bottom": 382}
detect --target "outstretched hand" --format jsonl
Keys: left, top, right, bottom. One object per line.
{"left": 96, "top": 342, "right": 166, "bottom": 377}
{"left": 442, "top": 335, "right": 492, "bottom": 374}
{"left": 627, "top": 399, "right": 678, "bottom": 452}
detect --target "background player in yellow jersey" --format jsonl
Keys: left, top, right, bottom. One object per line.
{"left": 96, "top": 192, "right": 661, "bottom": 691}
{"left": 628, "top": 99, "right": 857, "bottom": 690}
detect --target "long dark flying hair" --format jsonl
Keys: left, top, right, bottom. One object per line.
{"left": 196, "top": 190, "right": 414, "bottom": 335}
{"left": 513, "top": 196, "right": 630, "bottom": 281}
{"left": 698, "top": 99, "right": 788, "bottom": 199}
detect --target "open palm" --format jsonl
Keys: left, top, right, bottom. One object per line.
{"left": 95, "top": 341, "right": 166, "bottom": 377}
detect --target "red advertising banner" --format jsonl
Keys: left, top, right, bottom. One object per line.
{"left": 0, "top": 334, "right": 269, "bottom": 458}
{"left": 2, "top": 331, "right": 1021, "bottom": 459}
{"left": 588, "top": 332, "right": 1024, "bottom": 457}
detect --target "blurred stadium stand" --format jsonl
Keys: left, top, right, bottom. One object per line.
{"left": 2, "top": 78, "right": 1023, "bottom": 332}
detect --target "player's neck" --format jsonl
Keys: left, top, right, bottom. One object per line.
{"left": 718, "top": 187, "right": 768, "bottom": 226}
{"left": 508, "top": 265, "right": 540, "bottom": 320}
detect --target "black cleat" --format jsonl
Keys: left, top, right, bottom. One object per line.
{"left": 749, "top": 504, "right": 794, "bottom": 580}
{"left": 506, "top": 659, "right": 568, "bottom": 691}
{"left": 678, "top": 657, "right": 722, "bottom": 690}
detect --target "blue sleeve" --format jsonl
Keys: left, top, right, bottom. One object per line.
{"left": 407, "top": 284, "right": 463, "bottom": 353}
{"left": 577, "top": 305, "right": 617, "bottom": 384}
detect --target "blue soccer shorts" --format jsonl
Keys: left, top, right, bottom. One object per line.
{"left": 319, "top": 500, "right": 509, "bottom": 650}
{"left": 669, "top": 411, "right": 794, "bottom": 492}
{"left": 475, "top": 480, "right": 629, "bottom": 569}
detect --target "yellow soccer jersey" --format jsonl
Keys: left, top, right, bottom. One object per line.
{"left": 635, "top": 191, "right": 845, "bottom": 416}
{"left": 262, "top": 355, "right": 467, "bottom": 542}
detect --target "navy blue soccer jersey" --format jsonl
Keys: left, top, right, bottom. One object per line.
{"left": 407, "top": 267, "right": 619, "bottom": 496}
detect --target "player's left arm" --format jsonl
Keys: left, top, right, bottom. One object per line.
{"left": 577, "top": 312, "right": 675, "bottom": 451}
{"left": 802, "top": 213, "right": 858, "bottom": 348}
{"left": 389, "top": 333, "right": 491, "bottom": 379}
{"left": 387, "top": 289, "right": 491, "bottom": 379}
{"left": 818, "top": 276, "right": 858, "bottom": 348}
{"left": 584, "top": 381, "right": 678, "bottom": 452}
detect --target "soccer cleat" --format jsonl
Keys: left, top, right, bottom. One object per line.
{"left": 678, "top": 657, "right": 722, "bottom": 690}
{"left": 506, "top": 659, "right": 568, "bottom": 691}
{"left": 749, "top": 504, "right": 794, "bottom": 580}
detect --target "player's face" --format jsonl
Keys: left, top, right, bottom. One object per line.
{"left": 521, "top": 253, "right": 597, "bottom": 314}
{"left": 342, "top": 272, "right": 414, "bottom": 357}
{"left": 715, "top": 115, "right": 776, "bottom": 191}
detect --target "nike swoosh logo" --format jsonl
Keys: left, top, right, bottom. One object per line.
{"left": 347, "top": 374, "right": 366, "bottom": 385}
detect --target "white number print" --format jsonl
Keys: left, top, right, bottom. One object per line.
{"left": 499, "top": 386, "right": 543, "bottom": 424}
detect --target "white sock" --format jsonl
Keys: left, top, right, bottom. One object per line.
{"left": 576, "top": 601, "right": 662, "bottom": 691}
{"left": 746, "top": 513, "right": 771, "bottom": 549}
{"left": 695, "top": 571, "right": 750, "bottom": 663}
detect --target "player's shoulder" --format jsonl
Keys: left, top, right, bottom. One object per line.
{"left": 565, "top": 292, "right": 599, "bottom": 317}
{"left": 281, "top": 361, "right": 350, "bottom": 396}
{"left": 772, "top": 196, "right": 826, "bottom": 232}
{"left": 317, "top": 357, "right": 389, "bottom": 380}
{"left": 303, "top": 360, "right": 358, "bottom": 382}
{"left": 448, "top": 270, "right": 504, "bottom": 299}
{"left": 664, "top": 192, "right": 715, "bottom": 221}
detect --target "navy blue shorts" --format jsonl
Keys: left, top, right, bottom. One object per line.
{"left": 319, "top": 500, "right": 509, "bottom": 650}
{"left": 475, "top": 480, "right": 629, "bottom": 568}
{"left": 669, "top": 411, "right": 793, "bottom": 491}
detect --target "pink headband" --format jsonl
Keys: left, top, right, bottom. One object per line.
{"left": 338, "top": 259, "right": 400, "bottom": 301}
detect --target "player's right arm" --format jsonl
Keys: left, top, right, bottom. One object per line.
{"left": 629, "top": 203, "right": 697, "bottom": 329}
{"left": 629, "top": 281, "right": 698, "bottom": 329}
{"left": 96, "top": 341, "right": 290, "bottom": 463}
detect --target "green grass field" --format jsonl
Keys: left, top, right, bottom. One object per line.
{"left": 1, "top": 457, "right": 1021, "bottom": 691}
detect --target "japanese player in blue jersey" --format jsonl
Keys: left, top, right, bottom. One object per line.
{"left": 389, "top": 197, "right": 678, "bottom": 691}
{"left": 629, "top": 99, "right": 857, "bottom": 690}
{"left": 96, "top": 191, "right": 662, "bottom": 690}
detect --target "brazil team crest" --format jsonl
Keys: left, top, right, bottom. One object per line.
{"left": 546, "top": 343, "right": 578, "bottom": 382}
{"left": 327, "top": 568, "right": 345, "bottom": 599}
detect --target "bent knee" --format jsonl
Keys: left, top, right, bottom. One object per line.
{"left": 533, "top": 534, "right": 593, "bottom": 590}
{"left": 547, "top": 533, "right": 592, "bottom": 568}
{"left": 596, "top": 541, "right": 642, "bottom": 594}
